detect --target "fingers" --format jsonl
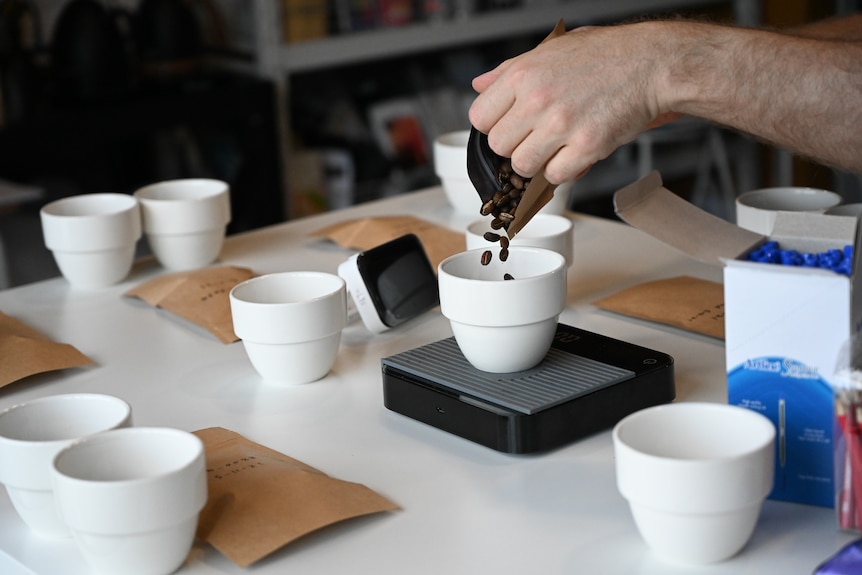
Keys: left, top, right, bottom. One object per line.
{"left": 468, "top": 69, "right": 518, "bottom": 136}
{"left": 471, "top": 65, "right": 504, "bottom": 93}
{"left": 543, "top": 146, "right": 594, "bottom": 184}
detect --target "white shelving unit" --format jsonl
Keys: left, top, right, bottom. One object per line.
{"left": 249, "top": 0, "right": 760, "bottom": 216}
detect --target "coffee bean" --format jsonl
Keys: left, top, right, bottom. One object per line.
{"left": 509, "top": 173, "right": 525, "bottom": 190}
{"left": 480, "top": 200, "right": 495, "bottom": 216}
{"left": 478, "top": 157, "right": 531, "bottom": 266}
{"left": 504, "top": 273, "right": 515, "bottom": 281}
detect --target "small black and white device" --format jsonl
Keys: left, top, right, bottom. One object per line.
{"left": 382, "top": 323, "right": 675, "bottom": 454}
{"left": 338, "top": 234, "right": 439, "bottom": 333}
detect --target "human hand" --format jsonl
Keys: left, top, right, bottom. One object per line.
{"left": 469, "top": 22, "right": 673, "bottom": 184}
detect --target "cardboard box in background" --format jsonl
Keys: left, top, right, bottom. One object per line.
{"left": 614, "top": 171, "right": 862, "bottom": 508}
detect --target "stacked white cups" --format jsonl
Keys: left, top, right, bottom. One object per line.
{"left": 40, "top": 193, "right": 142, "bottom": 288}
{"left": 0, "top": 393, "right": 207, "bottom": 575}
{"left": 134, "top": 178, "right": 232, "bottom": 271}
{"left": 40, "top": 179, "right": 231, "bottom": 288}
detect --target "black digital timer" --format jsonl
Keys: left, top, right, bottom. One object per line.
{"left": 338, "top": 234, "right": 440, "bottom": 333}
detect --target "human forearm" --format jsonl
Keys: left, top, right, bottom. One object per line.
{"left": 662, "top": 21, "right": 862, "bottom": 172}
{"left": 469, "top": 18, "right": 862, "bottom": 184}
{"left": 789, "top": 12, "right": 862, "bottom": 40}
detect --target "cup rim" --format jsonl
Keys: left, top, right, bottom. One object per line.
{"left": 133, "top": 178, "right": 229, "bottom": 202}
{"left": 438, "top": 246, "right": 566, "bottom": 281}
{"left": 613, "top": 402, "right": 776, "bottom": 462}
{"left": 40, "top": 193, "right": 138, "bottom": 218}
{"left": 229, "top": 271, "right": 348, "bottom": 343}
{"left": 736, "top": 187, "right": 842, "bottom": 212}
{"left": 0, "top": 394, "right": 132, "bottom": 444}
{"left": 438, "top": 247, "right": 567, "bottom": 327}
{"left": 52, "top": 427, "right": 203, "bottom": 485}
{"left": 230, "top": 271, "right": 346, "bottom": 305}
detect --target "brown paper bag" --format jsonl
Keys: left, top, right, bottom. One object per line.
{"left": 194, "top": 427, "right": 399, "bottom": 567}
{"left": 124, "top": 267, "right": 255, "bottom": 344}
{"left": 593, "top": 276, "right": 725, "bottom": 339}
{"left": 0, "top": 312, "right": 93, "bottom": 387}
{"left": 313, "top": 215, "right": 465, "bottom": 269}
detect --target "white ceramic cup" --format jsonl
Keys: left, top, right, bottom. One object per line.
{"left": 51, "top": 427, "right": 206, "bottom": 575}
{"left": 433, "top": 130, "right": 571, "bottom": 216}
{"left": 433, "top": 130, "right": 476, "bottom": 216}
{"left": 613, "top": 402, "right": 775, "bottom": 565}
{"left": 0, "top": 394, "right": 132, "bottom": 538}
{"left": 133, "top": 178, "right": 232, "bottom": 270}
{"left": 230, "top": 271, "right": 348, "bottom": 384}
{"left": 438, "top": 246, "right": 567, "bottom": 373}
{"left": 465, "top": 214, "right": 574, "bottom": 266}
{"left": 735, "top": 187, "right": 842, "bottom": 235}
{"left": 826, "top": 203, "right": 862, "bottom": 217}
{"left": 40, "top": 193, "right": 142, "bottom": 288}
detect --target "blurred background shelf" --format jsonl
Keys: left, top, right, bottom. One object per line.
{"left": 0, "top": 0, "right": 857, "bottom": 288}
{"left": 273, "top": 0, "right": 738, "bottom": 74}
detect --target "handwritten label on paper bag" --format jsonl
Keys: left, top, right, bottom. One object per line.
{"left": 593, "top": 275, "right": 725, "bottom": 339}
{"left": 193, "top": 427, "right": 399, "bottom": 567}
{"left": 124, "top": 266, "right": 255, "bottom": 343}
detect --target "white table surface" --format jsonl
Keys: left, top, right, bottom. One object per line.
{"left": 0, "top": 186, "right": 855, "bottom": 574}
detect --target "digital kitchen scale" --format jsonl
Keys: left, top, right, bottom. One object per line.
{"left": 381, "top": 323, "right": 675, "bottom": 454}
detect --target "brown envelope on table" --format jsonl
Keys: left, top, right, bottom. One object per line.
{"left": 194, "top": 427, "right": 399, "bottom": 567}
{"left": 313, "top": 215, "right": 465, "bottom": 270}
{"left": 0, "top": 311, "right": 93, "bottom": 387}
{"left": 593, "top": 275, "right": 725, "bottom": 339}
{"left": 124, "top": 266, "right": 256, "bottom": 344}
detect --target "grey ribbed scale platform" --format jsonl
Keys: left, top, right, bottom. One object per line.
{"left": 381, "top": 337, "right": 634, "bottom": 415}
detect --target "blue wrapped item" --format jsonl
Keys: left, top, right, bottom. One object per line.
{"left": 815, "top": 539, "right": 862, "bottom": 574}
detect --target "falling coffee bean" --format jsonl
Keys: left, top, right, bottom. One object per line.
{"left": 477, "top": 157, "right": 531, "bottom": 268}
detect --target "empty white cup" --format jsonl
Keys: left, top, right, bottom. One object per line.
{"left": 613, "top": 402, "right": 775, "bottom": 565}
{"left": 134, "top": 178, "right": 232, "bottom": 270}
{"left": 465, "top": 213, "right": 574, "bottom": 266}
{"left": 51, "top": 427, "right": 206, "bottom": 575}
{"left": 0, "top": 393, "right": 132, "bottom": 538}
{"left": 735, "top": 187, "right": 842, "bottom": 235}
{"left": 229, "top": 271, "right": 348, "bottom": 384}
{"left": 438, "top": 246, "right": 567, "bottom": 373}
{"left": 40, "top": 193, "right": 142, "bottom": 288}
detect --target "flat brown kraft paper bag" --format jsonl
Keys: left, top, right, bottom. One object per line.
{"left": 0, "top": 312, "right": 93, "bottom": 386}
{"left": 193, "top": 427, "right": 399, "bottom": 567}
{"left": 313, "top": 215, "right": 465, "bottom": 269}
{"left": 124, "top": 266, "right": 255, "bottom": 344}
{"left": 592, "top": 276, "right": 725, "bottom": 339}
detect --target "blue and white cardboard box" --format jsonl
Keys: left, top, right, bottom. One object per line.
{"left": 614, "top": 171, "right": 862, "bottom": 508}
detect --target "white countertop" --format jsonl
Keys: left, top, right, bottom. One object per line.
{"left": 0, "top": 187, "right": 854, "bottom": 574}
